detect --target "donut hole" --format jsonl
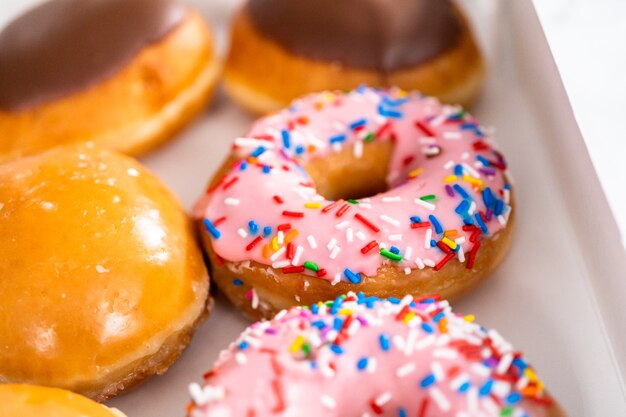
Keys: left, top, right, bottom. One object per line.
{"left": 305, "top": 141, "right": 393, "bottom": 201}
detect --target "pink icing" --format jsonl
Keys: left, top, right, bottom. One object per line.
{"left": 195, "top": 87, "right": 512, "bottom": 282}
{"left": 187, "top": 293, "right": 554, "bottom": 417}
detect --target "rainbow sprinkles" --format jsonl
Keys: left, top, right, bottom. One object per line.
{"left": 196, "top": 86, "right": 513, "bottom": 283}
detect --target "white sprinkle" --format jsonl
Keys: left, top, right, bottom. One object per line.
{"left": 250, "top": 289, "right": 259, "bottom": 309}
{"left": 415, "top": 334, "right": 435, "bottom": 350}
{"left": 380, "top": 214, "right": 400, "bottom": 227}
{"left": 332, "top": 121, "right": 346, "bottom": 131}
{"left": 423, "top": 258, "right": 435, "bottom": 267}
{"left": 234, "top": 137, "right": 276, "bottom": 149}
{"left": 403, "top": 246, "right": 413, "bottom": 260}
{"left": 467, "top": 387, "right": 478, "bottom": 413}
{"left": 270, "top": 246, "right": 286, "bottom": 262}
{"left": 457, "top": 246, "right": 466, "bottom": 262}
{"left": 332, "top": 273, "right": 341, "bottom": 285}
{"left": 496, "top": 353, "right": 514, "bottom": 374}
{"left": 395, "top": 362, "right": 416, "bottom": 377}
{"left": 432, "top": 348, "right": 458, "bottom": 359}
{"left": 367, "top": 357, "right": 378, "bottom": 373}
{"left": 127, "top": 168, "right": 139, "bottom": 177}
{"left": 321, "top": 395, "right": 336, "bottom": 409}
{"left": 382, "top": 196, "right": 402, "bottom": 203}
{"left": 471, "top": 363, "right": 491, "bottom": 377}
{"left": 335, "top": 220, "right": 350, "bottom": 229}
{"left": 374, "top": 392, "right": 392, "bottom": 407}
{"left": 497, "top": 214, "right": 507, "bottom": 226}
{"left": 430, "top": 114, "right": 446, "bottom": 126}
{"left": 278, "top": 231, "right": 285, "bottom": 245}
{"left": 431, "top": 361, "right": 445, "bottom": 381}
{"left": 235, "top": 352, "right": 247, "bottom": 364}
{"left": 388, "top": 234, "right": 402, "bottom": 241}
{"left": 327, "top": 238, "right": 337, "bottom": 250}
{"left": 354, "top": 140, "right": 363, "bottom": 159}
{"left": 292, "top": 245, "right": 304, "bottom": 266}
{"left": 455, "top": 236, "right": 466, "bottom": 245}
{"left": 356, "top": 231, "right": 366, "bottom": 241}
{"left": 95, "top": 265, "right": 109, "bottom": 273}
{"left": 468, "top": 201, "right": 477, "bottom": 215}
{"left": 443, "top": 131, "right": 462, "bottom": 140}
{"left": 237, "top": 228, "right": 248, "bottom": 238}
{"left": 430, "top": 387, "right": 451, "bottom": 411}
{"left": 346, "top": 228, "right": 354, "bottom": 242}
{"left": 419, "top": 137, "right": 437, "bottom": 145}
{"left": 307, "top": 235, "right": 318, "bottom": 249}
{"left": 272, "top": 260, "right": 291, "bottom": 268}
{"left": 358, "top": 203, "right": 372, "bottom": 209}
{"left": 504, "top": 188, "right": 511, "bottom": 204}
{"left": 462, "top": 163, "right": 481, "bottom": 178}
{"left": 329, "top": 245, "right": 341, "bottom": 259}
{"left": 414, "top": 198, "right": 435, "bottom": 211}
{"left": 404, "top": 329, "right": 418, "bottom": 355}
{"left": 415, "top": 257, "right": 425, "bottom": 269}
{"left": 424, "top": 228, "right": 432, "bottom": 248}
{"left": 443, "top": 160, "right": 455, "bottom": 170}
{"left": 404, "top": 267, "right": 411, "bottom": 275}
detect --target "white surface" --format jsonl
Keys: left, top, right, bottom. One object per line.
{"left": 1, "top": 0, "right": 626, "bottom": 416}
{"left": 532, "top": 0, "right": 626, "bottom": 245}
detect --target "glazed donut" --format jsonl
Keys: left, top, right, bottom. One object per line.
{"left": 0, "top": 384, "right": 126, "bottom": 417}
{"left": 0, "top": 0, "right": 219, "bottom": 161}
{"left": 0, "top": 144, "right": 210, "bottom": 401}
{"left": 194, "top": 87, "right": 514, "bottom": 320}
{"left": 186, "top": 292, "right": 565, "bottom": 417}
{"left": 224, "top": 0, "right": 485, "bottom": 115}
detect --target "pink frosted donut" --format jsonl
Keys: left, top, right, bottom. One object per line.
{"left": 186, "top": 293, "right": 564, "bottom": 417}
{"left": 195, "top": 87, "right": 514, "bottom": 319}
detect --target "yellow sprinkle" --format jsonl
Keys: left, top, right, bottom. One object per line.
{"left": 409, "top": 168, "right": 424, "bottom": 178}
{"left": 285, "top": 229, "right": 299, "bottom": 243}
{"left": 463, "top": 314, "right": 475, "bottom": 322}
{"left": 289, "top": 335, "right": 305, "bottom": 353}
{"left": 443, "top": 229, "right": 458, "bottom": 237}
{"left": 438, "top": 318, "right": 448, "bottom": 333}
{"left": 305, "top": 202, "right": 321, "bottom": 209}
{"left": 403, "top": 312, "right": 416, "bottom": 324}
{"left": 271, "top": 236, "right": 279, "bottom": 251}
{"left": 442, "top": 237, "right": 458, "bottom": 250}
{"left": 443, "top": 175, "right": 458, "bottom": 183}
{"left": 338, "top": 308, "right": 353, "bottom": 316}
{"left": 463, "top": 175, "right": 483, "bottom": 187}
{"left": 524, "top": 368, "right": 538, "bottom": 382}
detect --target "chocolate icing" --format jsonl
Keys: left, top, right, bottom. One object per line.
{"left": 246, "top": 0, "right": 462, "bottom": 72}
{"left": 0, "top": 0, "right": 188, "bottom": 112}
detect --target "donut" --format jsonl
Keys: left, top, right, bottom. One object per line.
{"left": 0, "top": 384, "right": 127, "bottom": 417}
{"left": 224, "top": 0, "right": 485, "bottom": 114}
{"left": 186, "top": 292, "right": 565, "bottom": 417}
{"left": 194, "top": 87, "right": 514, "bottom": 319}
{"left": 0, "top": 0, "right": 219, "bottom": 161}
{"left": 0, "top": 144, "right": 210, "bottom": 401}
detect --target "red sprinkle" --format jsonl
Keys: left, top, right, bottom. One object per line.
{"left": 282, "top": 210, "right": 304, "bottom": 218}
{"left": 436, "top": 241, "right": 452, "bottom": 254}
{"left": 434, "top": 252, "right": 455, "bottom": 271}
{"left": 403, "top": 155, "right": 415, "bottom": 166}
{"left": 270, "top": 380, "right": 285, "bottom": 413}
{"left": 361, "top": 240, "right": 379, "bottom": 254}
{"left": 286, "top": 243, "right": 294, "bottom": 260}
{"left": 223, "top": 176, "right": 239, "bottom": 190}
{"left": 317, "top": 268, "right": 327, "bottom": 278}
{"left": 322, "top": 200, "right": 342, "bottom": 213}
{"left": 473, "top": 141, "right": 489, "bottom": 151}
{"left": 213, "top": 216, "right": 226, "bottom": 227}
{"left": 246, "top": 236, "right": 263, "bottom": 251}
{"left": 415, "top": 120, "right": 436, "bottom": 137}
{"left": 470, "top": 229, "right": 481, "bottom": 242}
{"left": 375, "top": 121, "right": 392, "bottom": 138}
{"left": 466, "top": 241, "right": 481, "bottom": 269}
{"left": 277, "top": 223, "right": 292, "bottom": 231}
{"left": 354, "top": 213, "right": 380, "bottom": 233}
{"left": 462, "top": 225, "right": 477, "bottom": 232}
{"left": 335, "top": 203, "right": 350, "bottom": 217}
{"left": 369, "top": 399, "right": 383, "bottom": 415}
{"left": 411, "top": 222, "right": 431, "bottom": 229}
{"left": 418, "top": 398, "right": 430, "bottom": 417}
{"left": 273, "top": 195, "right": 284, "bottom": 204}
{"left": 282, "top": 265, "right": 305, "bottom": 274}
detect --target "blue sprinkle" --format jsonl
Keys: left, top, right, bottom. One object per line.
{"left": 455, "top": 200, "right": 470, "bottom": 215}
{"left": 250, "top": 146, "right": 266, "bottom": 158}
{"left": 477, "top": 155, "right": 491, "bottom": 166}
{"left": 504, "top": 183, "right": 511, "bottom": 190}
{"left": 479, "top": 379, "right": 494, "bottom": 397}
{"left": 312, "top": 320, "right": 326, "bottom": 329}
{"left": 331, "top": 296, "right": 344, "bottom": 314}
{"left": 295, "top": 144, "right": 305, "bottom": 155}
{"left": 453, "top": 184, "right": 471, "bottom": 200}
{"left": 420, "top": 298, "right": 436, "bottom": 304}
{"left": 474, "top": 213, "right": 488, "bottom": 234}
{"left": 330, "top": 344, "right": 344, "bottom": 355}
{"left": 420, "top": 374, "right": 436, "bottom": 388}
{"left": 349, "top": 118, "right": 367, "bottom": 130}
{"left": 379, "top": 333, "right": 391, "bottom": 351}
{"left": 248, "top": 221, "right": 259, "bottom": 234}
{"left": 281, "top": 129, "right": 291, "bottom": 149}
{"left": 410, "top": 216, "right": 421, "bottom": 223}
{"left": 382, "top": 96, "right": 408, "bottom": 107}
{"left": 432, "top": 312, "right": 445, "bottom": 323}
{"left": 507, "top": 392, "right": 522, "bottom": 404}
{"left": 233, "top": 279, "right": 243, "bottom": 286}
{"left": 398, "top": 407, "right": 407, "bottom": 417}
{"left": 390, "top": 246, "right": 400, "bottom": 255}
{"left": 203, "top": 218, "right": 221, "bottom": 239}
{"left": 309, "top": 361, "right": 317, "bottom": 369}
{"left": 388, "top": 297, "right": 401, "bottom": 304}
{"left": 458, "top": 381, "right": 471, "bottom": 393}
{"left": 430, "top": 239, "right": 437, "bottom": 247}
{"left": 263, "top": 226, "right": 272, "bottom": 237}
{"left": 333, "top": 317, "right": 343, "bottom": 331}
{"left": 513, "top": 357, "right": 527, "bottom": 371}
{"left": 421, "top": 322, "right": 434, "bottom": 334}
{"left": 311, "top": 303, "right": 319, "bottom": 314}
{"left": 428, "top": 214, "right": 443, "bottom": 234}
{"left": 454, "top": 164, "right": 464, "bottom": 176}
{"left": 378, "top": 104, "right": 403, "bottom": 119}
{"left": 262, "top": 165, "right": 271, "bottom": 174}
{"left": 239, "top": 341, "right": 248, "bottom": 350}
{"left": 239, "top": 161, "right": 247, "bottom": 171}
{"left": 482, "top": 187, "right": 495, "bottom": 208}
{"left": 344, "top": 268, "right": 362, "bottom": 284}
{"left": 495, "top": 199, "right": 504, "bottom": 216}
{"left": 463, "top": 216, "right": 475, "bottom": 226}
{"left": 329, "top": 134, "right": 347, "bottom": 144}
{"left": 357, "top": 357, "right": 368, "bottom": 370}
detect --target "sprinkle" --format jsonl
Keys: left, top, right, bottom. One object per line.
{"left": 420, "top": 373, "right": 436, "bottom": 388}
{"left": 344, "top": 268, "right": 362, "bottom": 284}
{"left": 354, "top": 213, "right": 380, "bottom": 233}
{"left": 336, "top": 203, "right": 350, "bottom": 217}
{"left": 428, "top": 215, "right": 443, "bottom": 234}
{"left": 305, "top": 202, "right": 321, "bottom": 209}
{"left": 203, "top": 218, "right": 221, "bottom": 239}
{"left": 414, "top": 198, "right": 436, "bottom": 211}
{"left": 246, "top": 236, "right": 263, "bottom": 251}
{"left": 330, "top": 245, "right": 341, "bottom": 260}
{"left": 424, "top": 229, "right": 432, "bottom": 249}
{"left": 283, "top": 210, "right": 304, "bottom": 218}
{"left": 307, "top": 235, "right": 318, "bottom": 249}
{"left": 222, "top": 176, "right": 239, "bottom": 190}
{"left": 304, "top": 261, "right": 319, "bottom": 272}
{"left": 379, "top": 333, "right": 391, "bottom": 351}
{"left": 273, "top": 195, "right": 284, "bottom": 204}
{"left": 282, "top": 265, "right": 305, "bottom": 274}
{"left": 361, "top": 240, "right": 379, "bottom": 254}
{"left": 382, "top": 196, "right": 402, "bottom": 203}
{"left": 380, "top": 214, "right": 400, "bottom": 227}
{"left": 380, "top": 249, "right": 403, "bottom": 261}
{"left": 320, "top": 395, "right": 336, "bottom": 409}
{"left": 453, "top": 184, "right": 471, "bottom": 200}
{"left": 237, "top": 228, "right": 248, "bottom": 238}
{"left": 281, "top": 129, "right": 291, "bottom": 149}
{"left": 419, "top": 194, "right": 437, "bottom": 201}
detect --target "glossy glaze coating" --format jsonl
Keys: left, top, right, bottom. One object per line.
{"left": 246, "top": 0, "right": 461, "bottom": 71}
{"left": 0, "top": 144, "right": 208, "bottom": 395}
{"left": 0, "top": 0, "right": 188, "bottom": 111}
{"left": 0, "top": 384, "right": 125, "bottom": 417}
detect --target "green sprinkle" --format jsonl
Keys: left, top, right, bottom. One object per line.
{"left": 302, "top": 343, "right": 311, "bottom": 356}
{"left": 304, "top": 261, "right": 319, "bottom": 272}
{"left": 347, "top": 199, "right": 359, "bottom": 204}
{"left": 500, "top": 407, "right": 513, "bottom": 417}
{"left": 419, "top": 194, "right": 437, "bottom": 201}
{"left": 364, "top": 132, "right": 375, "bottom": 142}
{"left": 380, "top": 249, "right": 403, "bottom": 261}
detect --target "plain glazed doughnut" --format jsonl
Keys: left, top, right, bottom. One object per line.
{"left": 0, "top": 0, "right": 219, "bottom": 161}
{"left": 0, "top": 384, "right": 127, "bottom": 417}
{"left": 195, "top": 87, "right": 514, "bottom": 320}
{"left": 186, "top": 292, "right": 566, "bottom": 417}
{"left": 224, "top": 0, "right": 485, "bottom": 114}
{"left": 0, "top": 144, "right": 210, "bottom": 401}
